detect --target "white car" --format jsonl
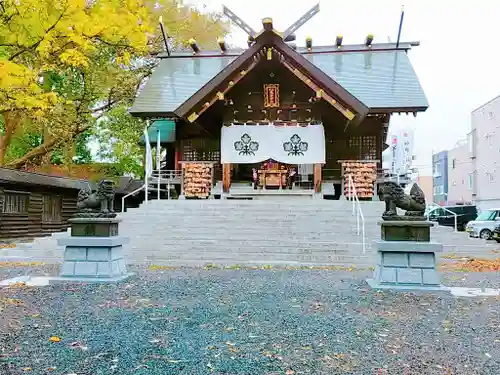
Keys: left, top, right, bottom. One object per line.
{"left": 465, "top": 208, "right": 500, "bottom": 239}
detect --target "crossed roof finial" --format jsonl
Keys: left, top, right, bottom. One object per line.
{"left": 222, "top": 3, "right": 320, "bottom": 40}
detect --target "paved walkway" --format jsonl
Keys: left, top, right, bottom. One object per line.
{"left": 1, "top": 266, "right": 499, "bottom": 374}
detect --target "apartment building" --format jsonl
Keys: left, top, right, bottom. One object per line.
{"left": 469, "top": 95, "right": 500, "bottom": 209}
{"left": 432, "top": 150, "right": 448, "bottom": 204}
{"left": 447, "top": 140, "right": 473, "bottom": 204}
{"left": 416, "top": 175, "right": 433, "bottom": 203}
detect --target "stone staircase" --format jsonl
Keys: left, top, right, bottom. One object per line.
{"left": 2, "top": 199, "right": 497, "bottom": 267}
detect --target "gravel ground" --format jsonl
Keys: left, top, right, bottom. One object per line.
{"left": 1, "top": 266, "right": 500, "bottom": 375}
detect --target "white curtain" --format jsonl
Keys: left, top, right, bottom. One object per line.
{"left": 221, "top": 124, "right": 325, "bottom": 164}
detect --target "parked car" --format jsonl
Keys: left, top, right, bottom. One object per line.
{"left": 465, "top": 208, "right": 500, "bottom": 239}
{"left": 427, "top": 205, "right": 478, "bottom": 231}
{"left": 492, "top": 223, "right": 500, "bottom": 243}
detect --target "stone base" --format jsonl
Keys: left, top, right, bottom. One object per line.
{"left": 49, "top": 273, "right": 134, "bottom": 285}
{"left": 57, "top": 236, "right": 130, "bottom": 281}
{"left": 0, "top": 274, "right": 134, "bottom": 286}
{"left": 368, "top": 240, "right": 444, "bottom": 291}
{"left": 69, "top": 218, "right": 120, "bottom": 237}
{"left": 380, "top": 221, "right": 434, "bottom": 242}
{"left": 366, "top": 278, "right": 448, "bottom": 292}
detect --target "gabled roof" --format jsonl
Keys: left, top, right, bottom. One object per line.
{"left": 130, "top": 38, "right": 428, "bottom": 119}
{"left": 130, "top": 56, "right": 237, "bottom": 117}
{"left": 0, "top": 168, "right": 90, "bottom": 191}
{"left": 305, "top": 50, "right": 428, "bottom": 111}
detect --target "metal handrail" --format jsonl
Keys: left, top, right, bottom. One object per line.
{"left": 426, "top": 204, "right": 458, "bottom": 232}
{"left": 347, "top": 174, "right": 366, "bottom": 254}
{"left": 149, "top": 169, "right": 181, "bottom": 200}
{"left": 121, "top": 184, "right": 145, "bottom": 213}
{"left": 120, "top": 170, "right": 182, "bottom": 212}
{"left": 150, "top": 169, "right": 182, "bottom": 180}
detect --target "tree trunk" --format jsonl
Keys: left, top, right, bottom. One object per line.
{"left": 5, "top": 138, "right": 58, "bottom": 169}
{"left": 5, "top": 124, "right": 91, "bottom": 169}
{"left": 0, "top": 112, "right": 19, "bottom": 166}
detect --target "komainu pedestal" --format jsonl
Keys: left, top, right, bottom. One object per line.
{"left": 367, "top": 182, "right": 446, "bottom": 291}
{"left": 367, "top": 221, "right": 445, "bottom": 290}
{"left": 51, "top": 180, "right": 133, "bottom": 284}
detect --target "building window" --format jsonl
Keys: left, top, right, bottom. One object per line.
{"left": 3, "top": 192, "right": 29, "bottom": 214}
{"left": 488, "top": 111, "right": 494, "bottom": 120}
{"left": 468, "top": 131, "right": 475, "bottom": 154}
{"left": 42, "top": 195, "right": 62, "bottom": 223}
{"left": 488, "top": 173, "right": 495, "bottom": 183}
{"left": 452, "top": 158, "right": 456, "bottom": 169}
{"left": 433, "top": 185, "right": 444, "bottom": 195}
{"left": 433, "top": 162, "right": 441, "bottom": 177}
{"left": 485, "top": 133, "right": 494, "bottom": 146}
{"left": 468, "top": 174, "right": 473, "bottom": 190}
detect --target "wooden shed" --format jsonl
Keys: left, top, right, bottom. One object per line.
{"left": 0, "top": 168, "right": 89, "bottom": 240}
{"left": 0, "top": 169, "right": 144, "bottom": 240}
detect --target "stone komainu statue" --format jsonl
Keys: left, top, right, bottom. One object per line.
{"left": 380, "top": 181, "right": 426, "bottom": 221}
{"left": 75, "top": 180, "right": 116, "bottom": 218}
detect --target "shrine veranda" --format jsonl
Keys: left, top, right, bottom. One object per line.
{"left": 131, "top": 11, "right": 428, "bottom": 200}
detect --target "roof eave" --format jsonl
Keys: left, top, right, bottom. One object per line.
{"left": 369, "top": 105, "right": 429, "bottom": 114}
{"left": 155, "top": 41, "right": 421, "bottom": 58}
{"left": 173, "top": 40, "right": 267, "bottom": 119}
{"left": 129, "top": 110, "right": 178, "bottom": 119}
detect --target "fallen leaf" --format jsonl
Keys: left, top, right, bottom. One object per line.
{"left": 69, "top": 342, "right": 88, "bottom": 351}
{"left": 286, "top": 370, "right": 295, "bottom": 375}
{"left": 444, "top": 257, "right": 500, "bottom": 272}
{"left": 49, "top": 336, "right": 61, "bottom": 343}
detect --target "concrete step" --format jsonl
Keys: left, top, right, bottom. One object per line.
{"left": 131, "top": 258, "right": 375, "bottom": 268}
{"left": 6, "top": 198, "right": 495, "bottom": 268}
{"left": 129, "top": 252, "right": 375, "bottom": 266}
{"left": 125, "top": 243, "right": 371, "bottom": 254}
{"left": 118, "top": 224, "right": 379, "bottom": 232}
{"left": 119, "top": 210, "right": 384, "bottom": 217}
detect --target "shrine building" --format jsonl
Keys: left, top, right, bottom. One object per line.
{"left": 130, "top": 5, "right": 428, "bottom": 199}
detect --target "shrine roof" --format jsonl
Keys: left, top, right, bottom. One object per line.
{"left": 130, "top": 42, "right": 428, "bottom": 117}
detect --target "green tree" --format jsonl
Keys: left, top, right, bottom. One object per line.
{"left": 96, "top": 106, "right": 144, "bottom": 177}
{"left": 0, "top": 0, "right": 228, "bottom": 169}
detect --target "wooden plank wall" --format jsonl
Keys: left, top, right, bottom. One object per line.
{"left": 0, "top": 185, "right": 79, "bottom": 240}
{"left": 27, "top": 192, "right": 43, "bottom": 238}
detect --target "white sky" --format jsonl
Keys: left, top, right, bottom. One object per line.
{"left": 186, "top": 0, "right": 500, "bottom": 174}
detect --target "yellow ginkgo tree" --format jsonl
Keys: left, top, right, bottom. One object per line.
{"left": 0, "top": 0, "right": 227, "bottom": 168}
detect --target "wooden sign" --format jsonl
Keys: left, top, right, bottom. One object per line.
{"left": 263, "top": 84, "right": 280, "bottom": 108}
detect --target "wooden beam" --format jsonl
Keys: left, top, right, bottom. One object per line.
{"left": 174, "top": 40, "right": 266, "bottom": 118}
{"left": 280, "top": 59, "right": 355, "bottom": 121}
{"left": 266, "top": 33, "right": 369, "bottom": 119}
{"left": 313, "top": 163, "right": 322, "bottom": 193}
{"left": 189, "top": 56, "right": 262, "bottom": 122}
{"left": 222, "top": 163, "right": 231, "bottom": 193}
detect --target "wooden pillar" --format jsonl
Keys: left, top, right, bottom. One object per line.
{"left": 222, "top": 163, "right": 231, "bottom": 193}
{"left": 174, "top": 142, "right": 180, "bottom": 171}
{"left": 313, "top": 163, "right": 322, "bottom": 193}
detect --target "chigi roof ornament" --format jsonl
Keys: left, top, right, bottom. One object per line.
{"left": 222, "top": 3, "right": 320, "bottom": 41}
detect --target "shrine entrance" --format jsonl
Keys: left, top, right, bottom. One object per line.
{"left": 220, "top": 123, "right": 325, "bottom": 193}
